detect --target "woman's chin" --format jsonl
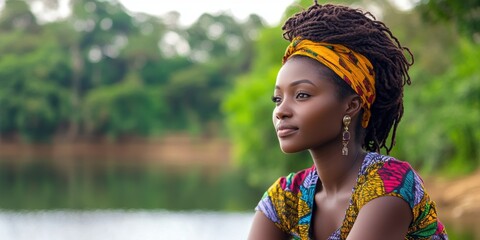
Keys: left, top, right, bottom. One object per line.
{"left": 279, "top": 144, "right": 303, "bottom": 154}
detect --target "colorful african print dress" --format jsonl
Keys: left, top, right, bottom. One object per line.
{"left": 256, "top": 152, "right": 448, "bottom": 239}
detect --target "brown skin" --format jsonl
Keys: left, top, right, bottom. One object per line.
{"left": 248, "top": 57, "right": 412, "bottom": 240}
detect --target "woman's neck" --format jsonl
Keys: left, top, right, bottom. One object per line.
{"left": 310, "top": 146, "right": 365, "bottom": 196}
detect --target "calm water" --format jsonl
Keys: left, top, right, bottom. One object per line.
{"left": 0, "top": 211, "right": 478, "bottom": 240}
{"left": 0, "top": 210, "right": 253, "bottom": 240}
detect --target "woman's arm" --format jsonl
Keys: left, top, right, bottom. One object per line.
{"left": 248, "top": 211, "right": 289, "bottom": 240}
{"left": 347, "top": 196, "right": 412, "bottom": 240}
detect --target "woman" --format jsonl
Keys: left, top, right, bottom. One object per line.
{"left": 248, "top": 2, "right": 447, "bottom": 240}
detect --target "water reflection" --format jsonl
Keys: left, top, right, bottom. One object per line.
{"left": 0, "top": 210, "right": 253, "bottom": 240}
{"left": 0, "top": 140, "right": 262, "bottom": 210}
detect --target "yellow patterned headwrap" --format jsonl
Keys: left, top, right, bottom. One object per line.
{"left": 283, "top": 37, "right": 376, "bottom": 128}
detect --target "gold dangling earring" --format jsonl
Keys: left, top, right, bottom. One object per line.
{"left": 342, "top": 115, "right": 351, "bottom": 156}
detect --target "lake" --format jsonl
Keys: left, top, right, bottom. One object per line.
{"left": 0, "top": 210, "right": 253, "bottom": 240}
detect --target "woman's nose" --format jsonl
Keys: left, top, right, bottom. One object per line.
{"left": 274, "top": 103, "right": 293, "bottom": 120}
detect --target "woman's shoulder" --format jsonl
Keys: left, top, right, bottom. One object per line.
{"left": 361, "top": 152, "right": 417, "bottom": 175}
{"left": 360, "top": 152, "right": 423, "bottom": 188}
{"left": 355, "top": 152, "right": 448, "bottom": 239}
{"left": 358, "top": 152, "right": 425, "bottom": 203}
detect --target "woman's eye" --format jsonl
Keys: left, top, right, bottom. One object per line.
{"left": 271, "top": 96, "right": 281, "bottom": 104}
{"left": 296, "top": 93, "right": 310, "bottom": 99}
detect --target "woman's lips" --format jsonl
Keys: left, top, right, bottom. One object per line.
{"left": 276, "top": 125, "right": 299, "bottom": 138}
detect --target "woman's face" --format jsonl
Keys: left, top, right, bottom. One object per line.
{"left": 272, "top": 57, "right": 348, "bottom": 153}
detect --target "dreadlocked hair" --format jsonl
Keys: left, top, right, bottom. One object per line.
{"left": 282, "top": 3, "right": 413, "bottom": 154}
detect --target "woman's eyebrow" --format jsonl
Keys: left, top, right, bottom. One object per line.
{"left": 290, "top": 79, "right": 316, "bottom": 87}
{"left": 275, "top": 79, "right": 317, "bottom": 89}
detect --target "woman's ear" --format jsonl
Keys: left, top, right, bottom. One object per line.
{"left": 345, "top": 95, "right": 362, "bottom": 118}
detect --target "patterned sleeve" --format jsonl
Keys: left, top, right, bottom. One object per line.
{"left": 355, "top": 159, "right": 447, "bottom": 239}
{"left": 255, "top": 174, "right": 295, "bottom": 234}
{"left": 254, "top": 167, "right": 315, "bottom": 239}
{"left": 255, "top": 177, "right": 282, "bottom": 224}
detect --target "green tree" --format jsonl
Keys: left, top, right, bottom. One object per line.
{"left": 83, "top": 72, "right": 166, "bottom": 139}
{"left": 0, "top": 0, "right": 70, "bottom": 141}
{"left": 389, "top": 1, "right": 480, "bottom": 175}
{"left": 418, "top": 0, "right": 480, "bottom": 37}
{"left": 394, "top": 39, "right": 480, "bottom": 175}
{"left": 162, "top": 13, "right": 264, "bottom": 134}
{"left": 0, "top": 0, "right": 38, "bottom": 32}
{"left": 0, "top": 0, "right": 266, "bottom": 141}
{"left": 65, "top": 0, "right": 142, "bottom": 139}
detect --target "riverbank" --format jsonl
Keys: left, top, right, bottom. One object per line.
{"left": 0, "top": 134, "right": 231, "bottom": 169}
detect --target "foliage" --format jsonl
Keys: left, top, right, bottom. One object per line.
{"left": 0, "top": 0, "right": 264, "bottom": 141}
{"left": 418, "top": 0, "right": 480, "bottom": 38}
{"left": 0, "top": 26, "right": 71, "bottom": 141}
{"left": 381, "top": 4, "right": 480, "bottom": 176}
{"left": 83, "top": 73, "right": 165, "bottom": 138}
{"left": 394, "top": 39, "right": 480, "bottom": 176}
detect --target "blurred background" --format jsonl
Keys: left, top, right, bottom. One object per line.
{"left": 0, "top": 0, "right": 478, "bottom": 239}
